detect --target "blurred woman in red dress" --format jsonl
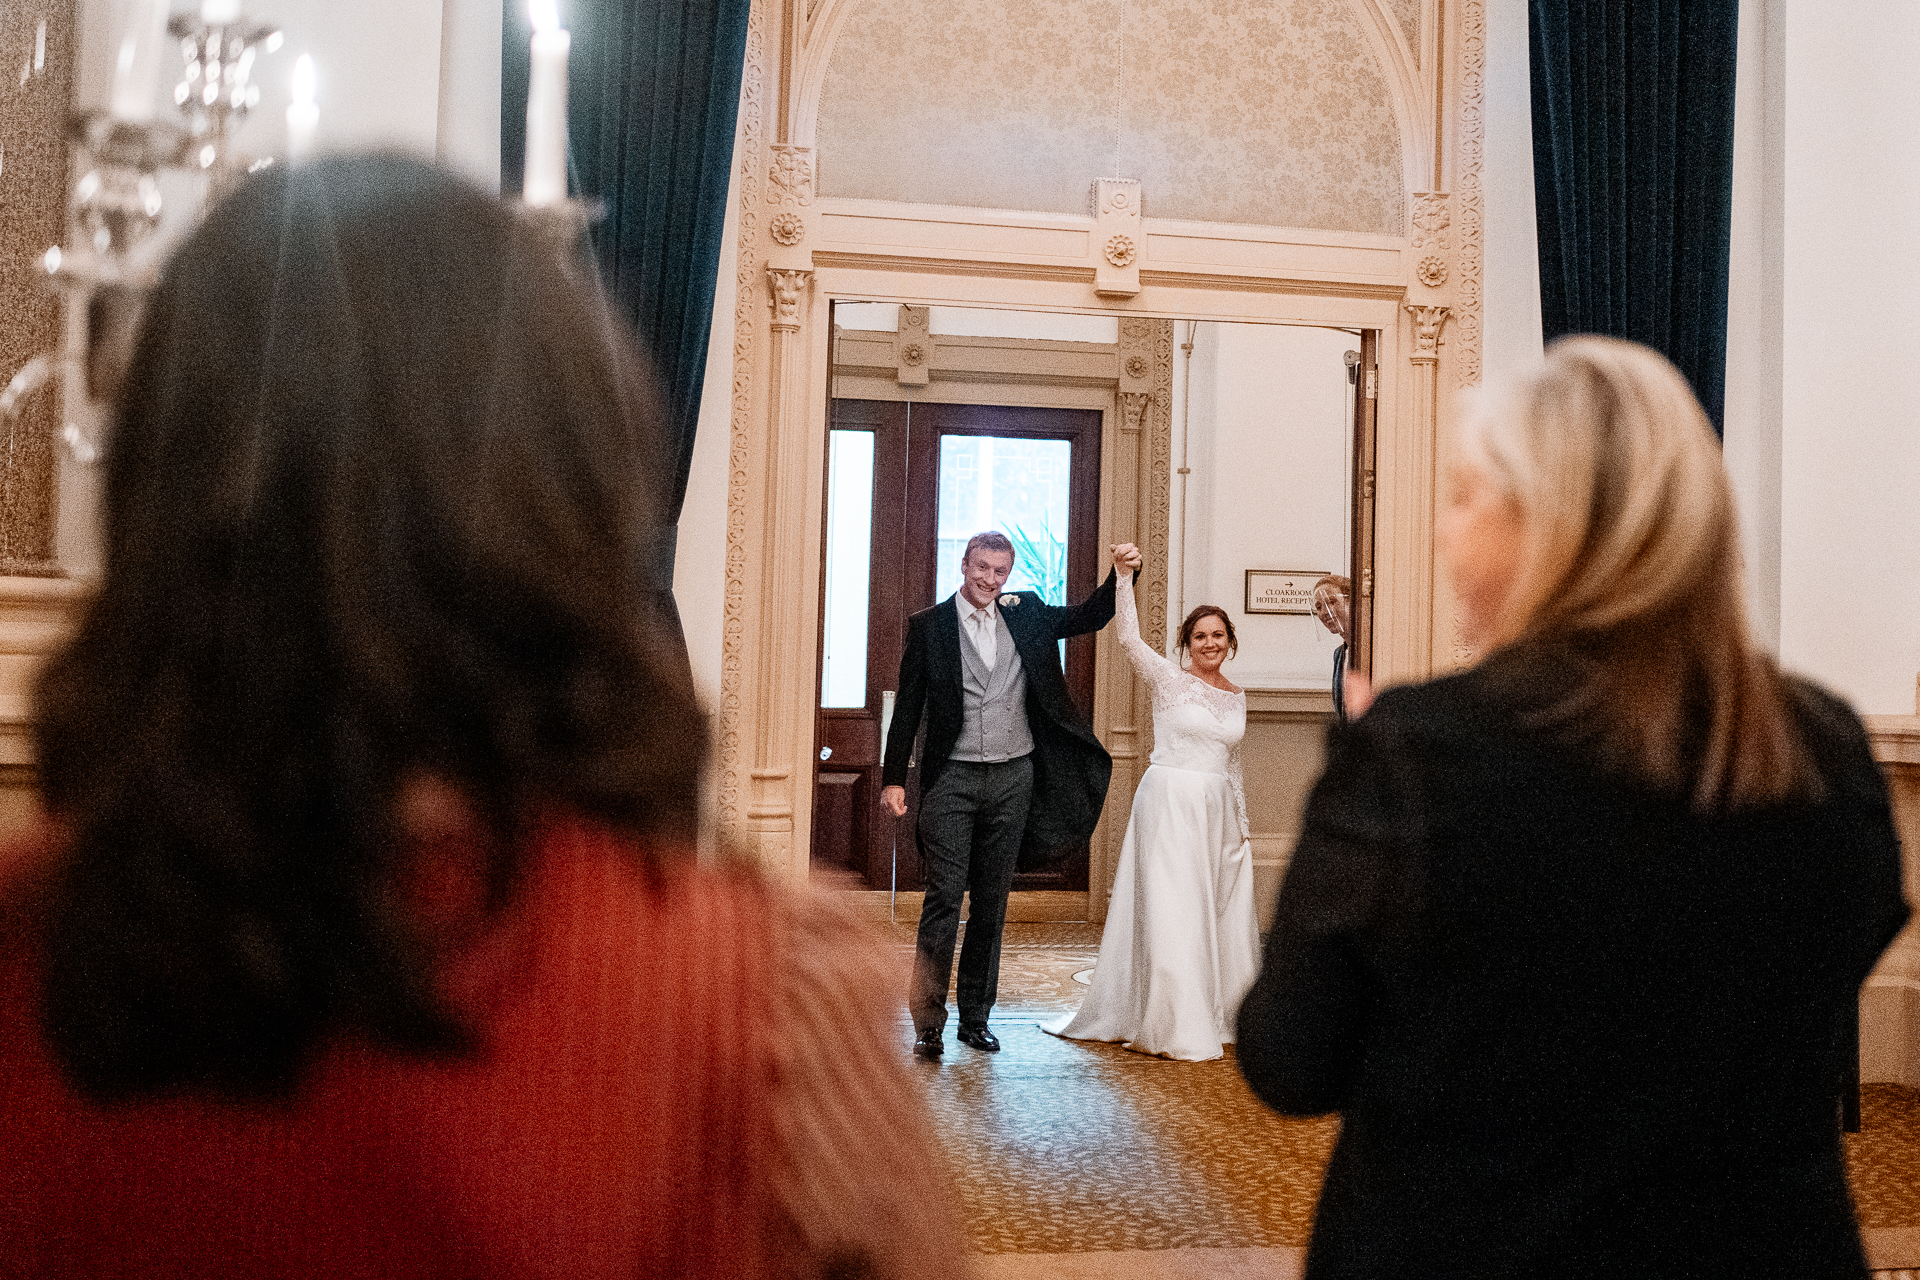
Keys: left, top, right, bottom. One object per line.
{"left": 0, "top": 154, "right": 969, "bottom": 1280}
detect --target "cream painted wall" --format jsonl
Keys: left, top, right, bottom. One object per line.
{"left": 1479, "top": 0, "right": 1920, "bottom": 716}
{"left": 437, "top": 0, "right": 502, "bottom": 190}
{"left": 1179, "top": 322, "right": 1354, "bottom": 690}
{"left": 78, "top": 0, "right": 446, "bottom": 160}
{"left": 674, "top": 112, "right": 742, "bottom": 749}
{"left": 1724, "top": 0, "right": 1785, "bottom": 655}
{"left": 1478, "top": 0, "right": 1543, "bottom": 386}
{"left": 1776, "top": 1, "right": 1920, "bottom": 715}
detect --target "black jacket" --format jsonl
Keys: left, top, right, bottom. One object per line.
{"left": 1237, "top": 655, "right": 1908, "bottom": 1280}
{"left": 882, "top": 570, "right": 1121, "bottom": 870}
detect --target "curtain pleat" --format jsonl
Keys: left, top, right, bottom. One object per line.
{"left": 1530, "top": 0, "right": 1739, "bottom": 434}
{"left": 502, "top": 0, "right": 751, "bottom": 544}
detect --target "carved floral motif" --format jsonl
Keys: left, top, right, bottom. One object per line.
{"left": 1119, "top": 391, "right": 1151, "bottom": 432}
{"left": 1412, "top": 192, "right": 1450, "bottom": 250}
{"left": 1124, "top": 354, "right": 1149, "bottom": 380}
{"left": 1417, "top": 255, "right": 1447, "bottom": 288}
{"left": 769, "top": 146, "right": 814, "bottom": 207}
{"left": 1104, "top": 235, "right": 1137, "bottom": 268}
{"left": 898, "top": 342, "right": 927, "bottom": 367}
{"left": 769, "top": 212, "right": 804, "bottom": 246}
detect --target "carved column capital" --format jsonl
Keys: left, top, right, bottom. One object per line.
{"left": 766, "top": 267, "right": 813, "bottom": 331}
{"left": 1405, "top": 303, "right": 1451, "bottom": 363}
{"left": 1118, "top": 391, "right": 1152, "bottom": 433}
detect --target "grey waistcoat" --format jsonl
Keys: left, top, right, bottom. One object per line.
{"left": 950, "top": 608, "right": 1034, "bottom": 763}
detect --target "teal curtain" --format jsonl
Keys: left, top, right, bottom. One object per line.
{"left": 503, "top": 0, "right": 750, "bottom": 541}
{"left": 1530, "top": 0, "right": 1740, "bottom": 434}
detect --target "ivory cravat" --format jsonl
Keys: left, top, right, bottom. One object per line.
{"left": 965, "top": 603, "right": 998, "bottom": 671}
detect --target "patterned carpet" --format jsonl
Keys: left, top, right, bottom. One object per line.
{"left": 897, "top": 921, "right": 1920, "bottom": 1265}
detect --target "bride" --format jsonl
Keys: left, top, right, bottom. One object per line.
{"left": 1042, "top": 543, "right": 1260, "bottom": 1061}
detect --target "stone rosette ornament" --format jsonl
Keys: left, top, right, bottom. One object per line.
{"left": 769, "top": 212, "right": 804, "bottom": 246}
{"left": 1104, "top": 235, "right": 1137, "bottom": 268}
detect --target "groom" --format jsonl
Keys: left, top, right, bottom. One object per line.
{"left": 882, "top": 530, "right": 1126, "bottom": 1058}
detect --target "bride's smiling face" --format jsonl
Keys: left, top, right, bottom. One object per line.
{"left": 1186, "top": 615, "right": 1232, "bottom": 674}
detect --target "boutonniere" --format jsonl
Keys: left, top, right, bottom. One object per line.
{"left": 998, "top": 594, "right": 1020, "bottom": 608}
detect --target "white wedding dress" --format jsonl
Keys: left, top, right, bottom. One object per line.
{"left": 1042, "top": 574, "right": 1261, "bottom": 1061}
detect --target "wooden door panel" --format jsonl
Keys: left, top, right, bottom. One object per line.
{"left": 903, "top": 402, "right": 1101, "bottom": 893}
{"left": 816, "top": 715, "right": 879, "bottom": 768}
{"left": 814, "top": 398, "right": 1102, "bottom": 895}
{"left": 809, "top": 771, "right": 864, "bottom": 879}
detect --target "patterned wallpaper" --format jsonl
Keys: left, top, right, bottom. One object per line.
{"left": 0, "top": 0, "right": 70, "bottom": 570}
{"left": 1388, "top": 0, "right": 1421, "bottom": 62}
{"left": 817, "top": 0, "right": 1405, "bottom": 235}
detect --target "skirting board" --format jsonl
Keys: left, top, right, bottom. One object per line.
{"left": 1863, "top": 926, "right": 1920, "bottom": 1088}
{"left": 1250, "top": 833, "right": 1297, "bottom": 926}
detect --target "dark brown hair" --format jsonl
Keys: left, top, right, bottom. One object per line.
{"left": 34, "top": 154, "right": 705, "bottom": 1097}
{"left": 1177, "top": 605, "right": 1237, "bottom": 659}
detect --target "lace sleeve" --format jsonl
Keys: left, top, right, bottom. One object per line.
{"left": 1115, "top": 570, "right": 1180, "bottom": 697}
{"left": 1227, "top": 731, "right": 1251, "bottom": 843}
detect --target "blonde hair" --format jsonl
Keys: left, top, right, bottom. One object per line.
{"left": 1459, "top": 336, "right": 1813, "bottom": 811}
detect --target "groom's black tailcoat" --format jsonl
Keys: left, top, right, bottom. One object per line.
{"left": 882, "top": 570, "right": 1122, "bottom": 870}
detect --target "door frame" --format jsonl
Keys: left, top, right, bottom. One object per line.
{"left": 821, "top": 315, "right": 1174, "bottom": 920}
{"left": 712, "top": 0, "right": 1476, "bottom": 905}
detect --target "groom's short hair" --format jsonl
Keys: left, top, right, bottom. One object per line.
{"left": 963, "top": 530, "right": 1015, "bottom": 565}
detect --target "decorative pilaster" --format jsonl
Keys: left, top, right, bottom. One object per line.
{"left": 1456, "top": 0, "right": 1488, "bottom": 388}
{"left": 894, "top": 304, "right": 930, "bottom": 386}
{"left": 1094, "top": 178, "right": 1143, "bottom": 298}
{"left": 766, "top": 144, "right": 814, "bottom": 273}
{"left": 1411, "top": 192, "right": 1450, "bottom": 289}
{"left": 1404, "top": 302, "right": 1450, "bottom": 680}
{"left": 718, "top": 0, "right": 768, "bottom": 844}
{"left": 744, "top": 265, "right": 815, "bottom": 869}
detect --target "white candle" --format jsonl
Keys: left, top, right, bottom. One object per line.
{"left": 201, "top": 0, "right": 243, "bottom": 23}
{"left": 108, "top": 0, "right": 170, "bottom": 121}
{"left": 522, "top": 0, "right": 570, "bottom": 207}
{"left": 286, "top": 54, "right": 318, "bottom": 162}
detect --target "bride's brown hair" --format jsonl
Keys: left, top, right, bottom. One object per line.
{"left": 1177, "top": 605, "right": 1238, "bottom": 659}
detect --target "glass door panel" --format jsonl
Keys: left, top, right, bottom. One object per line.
{"left": 936, "top": 434, "right": 1072, "bottom": 666}
{"left": 821, "top": 429, "right": 875, "bottom": 708}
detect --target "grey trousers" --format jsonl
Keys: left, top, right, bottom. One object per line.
{"left": 908, "top": 756, "right": 1034, "bottom": 1035}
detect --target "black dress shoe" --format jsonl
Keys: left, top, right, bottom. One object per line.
{"left": 957, "top": 1025, "right": 1000, "bottom": 1052}
{"left": 912, "top": 1028, "right": 944, "bottom": 1058}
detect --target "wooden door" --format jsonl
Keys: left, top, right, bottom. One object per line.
{"left": 811, "top": 400, "right": 1102, "bottom": 893}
